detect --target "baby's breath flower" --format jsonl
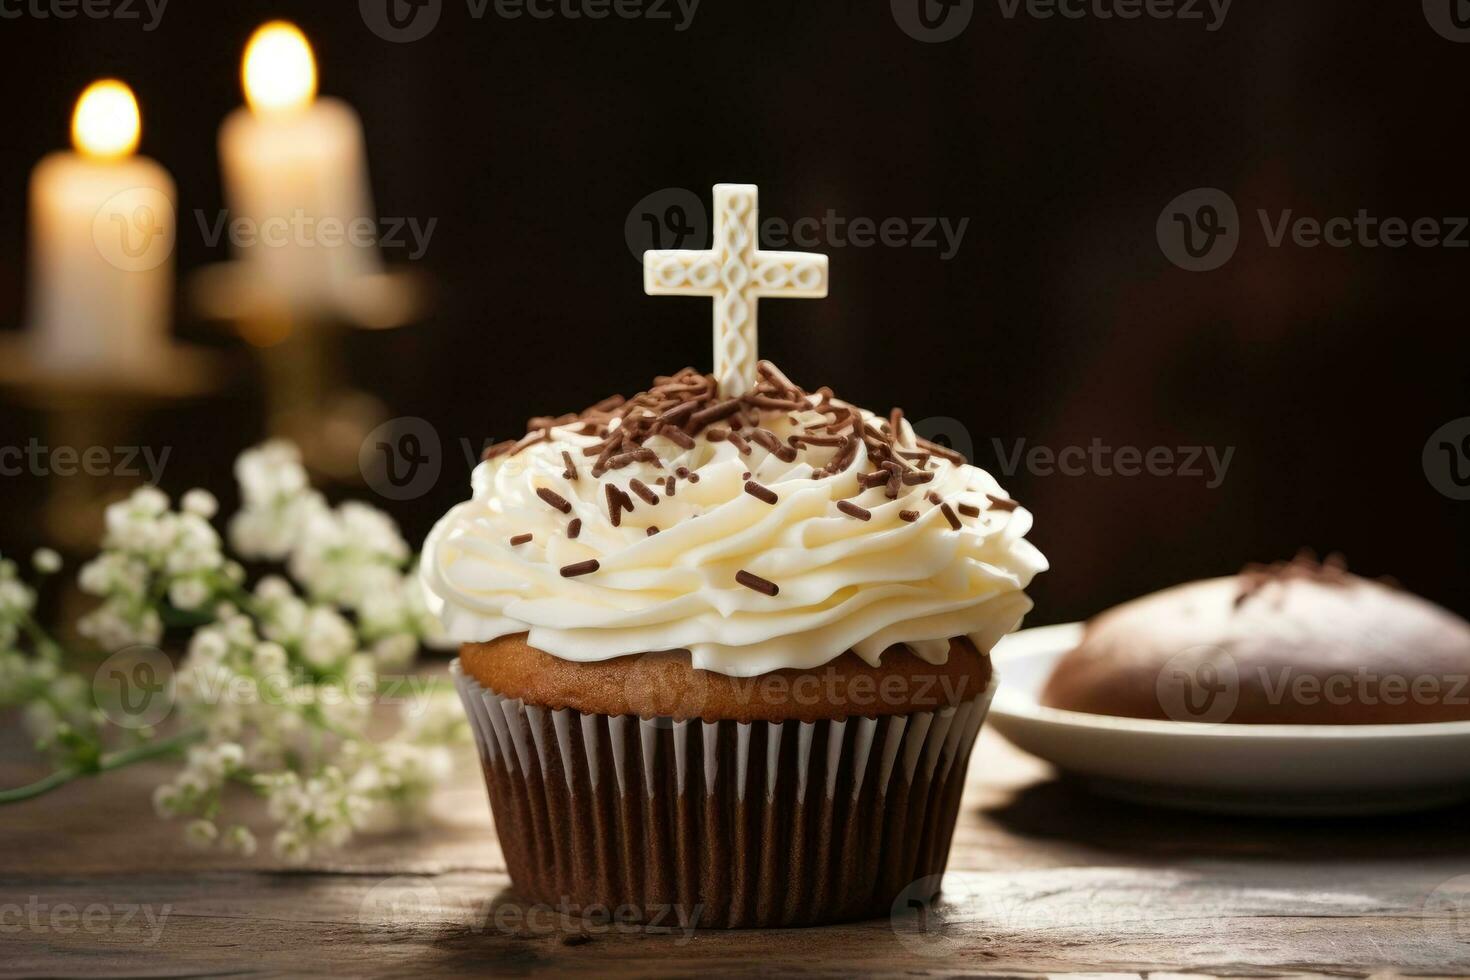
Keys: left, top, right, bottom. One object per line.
{"left": 184, "top": 819, "right": 218, "bottom": 849}
{"left": 255, "top": 575, "right": 294, "bottom": 603}
{"left": 273, "top": 829, "right": 309, "bottom": 865}
{"left": 222, "top": 824, "right": 257, "bottom": 857}
{"left": 77, "top": 599, "right": 162, "bottom": 651}
{"left": 0, "top": 651, "right": 30, "bottom": 703}
{"left": 214, "top": 742, "right": 245, "bottom": 772}
{"left": 229, "top": 442, "right": 327, "bottom": 561}
{"left": 31, "top": 548, "right": 62, "bottom": 574}
{"left": 176, "top": 771, "right": 210, "bottom": 798}
{"left": 181, "top": 488, "right": 219, "bottom": 519}
{"left": 152, "top": 784, "right": 182, "bottom": 818}
{"left": 251, "top": 641, "right": 288, "bottom": 675}
{"left": 289, "top": 503, "right": 410, "bottom": 606}
{"left": 188, "top": 627, "right": 230, "bottom": 664}
{"left": 7, "top": 438, "right": 470, "bottom": 865}
{"left": 297, "top": 607, "right": 357, "bottom": 673}
{"left": 127, "top": 485, "right": 169, "bottom": 517}
{"left": 0, "top": 574, "right": 37, "bottom": 620}
{"left": 22, "top": 700, "right": 60, "bottom": 743}
{"left": 168, "top": 576, "right": 211, "bottom": 611}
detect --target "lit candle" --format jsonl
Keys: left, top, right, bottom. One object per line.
{"left": 218, "top": 21, "right": 381, "bottom": 309}
{"left": 28, "top": 79, "right": 176, "bottom": 373}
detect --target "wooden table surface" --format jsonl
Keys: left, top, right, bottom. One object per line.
{"left": 5, "top": 685, "right": 1470, "bottom": 979}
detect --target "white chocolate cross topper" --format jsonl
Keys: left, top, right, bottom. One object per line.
{"left": 643, "top": 184, "right": 829, "bottom": 395}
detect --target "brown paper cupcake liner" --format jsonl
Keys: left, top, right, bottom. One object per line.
{"left": 451, "top": 659, "right": 995, "bottom": 928}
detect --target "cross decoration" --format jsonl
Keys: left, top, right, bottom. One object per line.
{"left": 643, "top": 184, "right": 829, "bottom": 396}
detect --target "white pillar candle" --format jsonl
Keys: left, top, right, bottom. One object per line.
{"left": 218, "top": 21, "right": 381, "bottom": 310}
{"left": 28, "top": 79, "right": 175, "bottom": 374}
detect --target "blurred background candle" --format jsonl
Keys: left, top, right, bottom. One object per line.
{"left": 219, "top": 21, "right": 381, "bottom": 312}
{"left": 27, "top": 79, "right": 175, "bottom": 375}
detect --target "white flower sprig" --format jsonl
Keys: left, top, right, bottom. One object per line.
{"left": 2, "top": 440, "right": 467, "bottom": 864}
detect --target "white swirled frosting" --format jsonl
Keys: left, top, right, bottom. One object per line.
{"left": 420, "top": 372, "right": 1047, "bottom": 677}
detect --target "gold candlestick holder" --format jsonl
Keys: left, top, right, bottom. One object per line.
{"left": 190, "top": 261, "right": 429, "bottom": 485}
{"left": 0, "top": 334, "right": 224, "bottom": 551}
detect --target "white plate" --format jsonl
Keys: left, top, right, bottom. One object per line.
{"left": 987, "top": 622, "right": 1470, "bottom": 815}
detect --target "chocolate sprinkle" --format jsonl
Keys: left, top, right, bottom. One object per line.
{"left": 1236, "top": 549, "right": 1350, "bottom": 608}
{"left": 986, "top": 494, "right": 1019, "bottom": 512}
{"left": 735, "top": 569, "right": 779, "bottom": 596}
{"left": 744, "top": 480, "right": 778, "bottom": 505}
{"left": 940, "top": 502, "right": 962, "bottom": 530}
{"left": 658, "top": 400, "right": 698, "bottom": 424}
{"left": 536, "top": 487, "right": 573, "bottom": 514}
{"left": 920, "top": 441, "right": 966, "bottom": 465}
{"left": 751, "top": 428, "right": 798, "bottom": 462}
{"left": 608, "top": 448, "right": 661, "bottom": 470}
{"left": 629, "top": 478, "right": 660, "bottom": 506}
{"left": 477, "top": 365, "right": 979, "bottom": 539}
{"left": 567, "top": 518, "right": 582, "bottom": 539}
{"left": 482, "top": 439, "right": 517, "bottom": 461}
{"left": 837, "top": 500, "right": 871, "bottom": 521}
{"left": 560, "top": 559, "right": 600, "bottom": 578}
{"left": 661, "top": 427, "right": 695, "bottom": 450}
{"left": 957, "top": 503, "right": 981, "bottom": 518}
{"left": 899, "top": 510, "right": 920, "bottom": 522}
{"left": 646, "top": 526, "right": 659, "bottom": 536}
{"left": 689, "top": 398, "right": 741, "bottom": 429}
{"left": 605, "top": 484, "right": 624, "bottom": 527}
{"left": 509, "top": 533, "right": 532, "bottom": 546}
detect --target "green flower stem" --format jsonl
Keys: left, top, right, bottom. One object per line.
{"left": 215, "top": 578, "right": 265, "bottom": 618}
{"left": 19, "top": 612, "right": 63, "bottom": 660}
{"left": 0, "top": 728, "right": 204, "bottom": 805}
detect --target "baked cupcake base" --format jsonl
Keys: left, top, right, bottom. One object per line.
{"left": 451, "top": 659, "right": 994, "bottom": 928}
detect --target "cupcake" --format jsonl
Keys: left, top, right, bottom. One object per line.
{"left": 422, "top": 362, "right": 1045, "bottom": 926}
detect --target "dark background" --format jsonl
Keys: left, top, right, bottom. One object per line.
{"left": 1, "top": 0, "right": 1467, "bottom": 626}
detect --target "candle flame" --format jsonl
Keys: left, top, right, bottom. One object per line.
{"left": 242, "top": 21, "right": 317, "bottom": 115}
{"left": 71, "top": 80, "right": 140, "bottom": 160}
